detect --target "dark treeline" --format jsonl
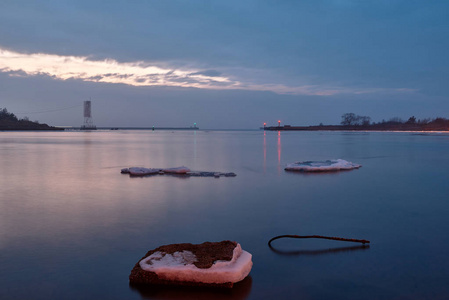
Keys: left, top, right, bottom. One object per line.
{"left": 266, "top": 113, "right": 449, "bottom": 131}
{"left": 0, "top": 108, "right": 21, "bottom": 122}
{"left": 0, "top": 107, "right": 39, "bottom": 123}
{"left": 338, "top": 113, "right": 449, "bottom": 131}
{"left": 0, "top": 107, "right": 62, "bottom": 130}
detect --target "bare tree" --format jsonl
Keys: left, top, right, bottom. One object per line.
{"left": 341, "top": 113, "right": 371, "bottom": 126}
{"left": 341, "top": 113, "right": 357, "bottom": 126}
{"left": 406, "top": 116, "right": 416, "bottom": 124}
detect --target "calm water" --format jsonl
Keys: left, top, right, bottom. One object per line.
{"left": 1, "top": 130, "right": 449, "bottom": 300}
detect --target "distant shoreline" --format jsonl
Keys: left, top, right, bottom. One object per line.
{"left": 0, "top": 124, "right": 199, "bottom": 131}
{"left": 263, "top": 124, "right": 449, "bottom": 131}
{"left": 65, "top": 126, "right": 200, "bottom": 131}
{"left": 0, "top": 122, "right": 64, "bottom": 131}
{"left": 0, "top": 108, "right": 64, "bottom": 131}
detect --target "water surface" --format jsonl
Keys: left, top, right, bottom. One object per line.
{"left": 1, "top": 130, "right": 448, "bottom": 299}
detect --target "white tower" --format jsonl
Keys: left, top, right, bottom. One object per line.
{"left": 81, "top": 100, "right": 96, "bottom": 130}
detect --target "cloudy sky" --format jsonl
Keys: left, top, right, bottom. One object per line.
{"left": 1, "top": 0, "right": 448, "bottom": 129}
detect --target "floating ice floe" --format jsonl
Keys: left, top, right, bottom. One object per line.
{"left": 162, "top": 166, "right": 191, "bottom": 174}
{"left": 129, "top": 241, "right": 252, "bottom": 288}
{"left": 121, "top": 167, "right": 236, "bottom": 177}
{"left": 126, "top": 167, "right": 161, "bottom": 176}
{"left": 187, "top": 171, "right": 237, "bottom": 177}
{"left": 285, "top": 159, "right": 361, "bottom": 172}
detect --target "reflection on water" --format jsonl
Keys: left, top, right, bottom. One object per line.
{"left": 263, "top": 131, "right": 266, "bottom": 173}
{"left": 1, "top": 130, "right": 449, "bottom": 300}
{"left": 269, "top": 243, "right": 370, "bottom": 256}
{"left": 193, "top": 130, "right": 197, "bottom": 164}
{"left": 277, "top": 131, "right": 281, "bottom": 173}
{"left": 262, "top": 130, "right": 282, "bottom": 173}
{"left": 130, "top": 276, "right": 252, "bottom": 300}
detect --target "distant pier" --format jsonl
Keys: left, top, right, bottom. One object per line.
{"left": 66, "top": 126, "right": 200, "bottom": 131}
{"left": 106, "top": 127, "right": 200, "bottom": 130}
{"left": 262, "top": 125, "right": 309, "bottom": 131}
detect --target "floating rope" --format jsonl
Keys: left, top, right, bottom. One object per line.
{"left": 268, "top": 234, "right": 370, "bottom": 248}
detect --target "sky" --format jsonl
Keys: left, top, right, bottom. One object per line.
{"left": 0, "top": 0, "right": 448, "bottom": 129}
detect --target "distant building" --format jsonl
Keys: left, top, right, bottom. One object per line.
{"left": 80, "top": 100, "right": 97, "bottom": 130}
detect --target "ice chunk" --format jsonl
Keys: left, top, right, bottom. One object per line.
{"left": 187, "top": 171, "right": 216, "bottom": 177}
{"left": 128, "top": 167, "right": 161, "bottom": 176}
{"left": 138, "top": 243, "right": 252, "bottom": 285}
{"left": 222, "top": 172, "right": 237, "bottom": 177}
{"left": 122, "top": 167, "right": 236, "bottom": 178}
{"left": 162, "top": 166, "right": 191, "bottom": 174}
{"left": 186, "top": 171, "right": 237, "bottom": 177}
{"left": 142, "top": 251, "right": 198, "bottom": 268}
{"left": 285, "top": 159, "right": 361, "bottom": 172}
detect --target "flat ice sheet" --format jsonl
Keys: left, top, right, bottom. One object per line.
{"left": 122, "top": 167, "right": 236, "bottom": 177}
{"left": 128, "top": 167, "right": 161, "bottom": 176}
{"left": 161, "top": 166, "right": 191, "bottom": 174}
{"left": 285, "top": 159, "right": 361, "bottom": 172}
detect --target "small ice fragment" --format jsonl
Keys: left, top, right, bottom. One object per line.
{"left": 223, "top": 172, "right": 236, "bottom": 177}
{"left": 285, "top": 159, "right": 361, "bottom": 172}
{"left": 162, "top": 166, "right": 191, "bottom": 174}
{"left": 128, "top": 167, "right": 161, "bottom": 176}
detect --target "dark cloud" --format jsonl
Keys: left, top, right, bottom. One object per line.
{"left": 0, "top": 1, "right": 448, "bottom": 127}
{"left": 1, "top": 69, "right": 28, "bottom": 77}
{"left": 87, "top": 75, "right": 104, "bottom": 81}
